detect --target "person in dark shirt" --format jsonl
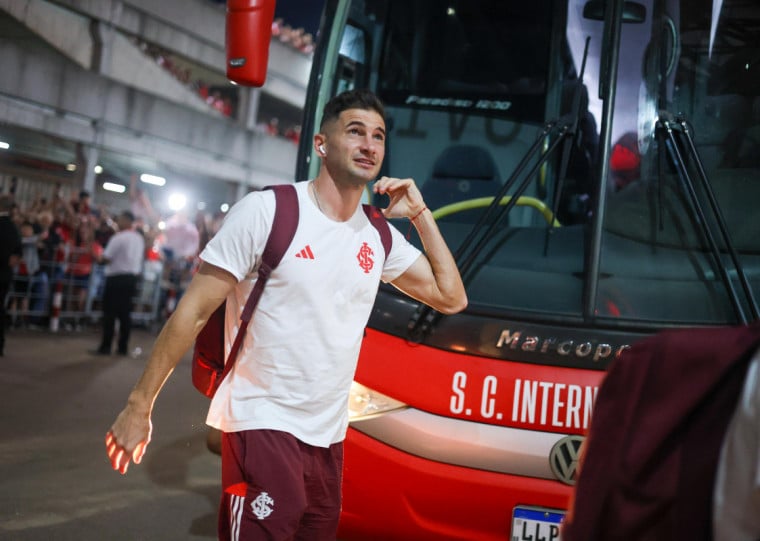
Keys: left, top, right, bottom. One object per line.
{"left": 0, "top": 194, "right": 22, "bottom": 356}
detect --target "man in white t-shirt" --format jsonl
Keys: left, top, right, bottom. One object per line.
{"left": 94, "top": 210, "right": 144, "bottom": 356}
{"left": 105, "top": 89, "right": 467, "bottom": 540}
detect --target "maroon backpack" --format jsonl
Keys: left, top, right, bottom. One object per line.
{"left": 191, "top": 183, "right": 392, "bottom": 398}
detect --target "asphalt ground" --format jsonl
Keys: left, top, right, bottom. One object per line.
{"left": 1, "top": 326, "right": 220, "bottom": 541}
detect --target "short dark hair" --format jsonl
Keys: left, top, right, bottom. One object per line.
{"left": 121, "top": 210, "right": 135, "bottom": 222}
{"left": 319, "top": 89, "right": 385, "bottom": 129}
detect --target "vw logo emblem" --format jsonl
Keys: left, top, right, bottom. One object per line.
{"left": 549, "top": 435, "right": 584, "bottom": 485}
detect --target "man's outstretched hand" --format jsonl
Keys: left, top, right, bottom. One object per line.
{"left": 105, "top": 405, "right": 152, "bottom": 474}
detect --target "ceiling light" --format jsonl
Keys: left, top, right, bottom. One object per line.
{"left": 0, "top": 141, "right": 9, "bottom": 150}
{"left": 140, "top": 173, "right": 166, "bottom": 186}
{"left": 103, "top": 182, "right": 126, "bottom": 193}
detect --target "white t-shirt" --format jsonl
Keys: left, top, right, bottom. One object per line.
{"left": 103, "top": 229, "right": 144, "bottom": 276}
{"left": 200, "top": 181, "right": 421, "bottom": 447}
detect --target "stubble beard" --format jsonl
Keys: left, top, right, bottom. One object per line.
{"left": 342, "top": 162, "right": 380, "bottom": 190}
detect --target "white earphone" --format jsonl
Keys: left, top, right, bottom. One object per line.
{"left": 319, "top": 144, "right": 326, "bottom": 155}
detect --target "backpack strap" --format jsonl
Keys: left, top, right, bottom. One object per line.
{"left": 222, "top": 184, "right": 299, "bottom": 380}
{"left": 362, "top": 204, "right": 392, "bottom": 259}
{"left": 240, "top": 184, "right": 299, "bottom": 321}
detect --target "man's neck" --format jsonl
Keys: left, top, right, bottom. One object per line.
{"left": 312, "top": 175, "right": 366, "bottom": 222}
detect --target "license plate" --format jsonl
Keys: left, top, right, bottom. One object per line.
{"left": 511, "top": 506, "right": 564, "bottom": 541}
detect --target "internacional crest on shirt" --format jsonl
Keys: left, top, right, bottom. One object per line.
{"left": 356, "top": 242, "right": 375, "bottom": 273}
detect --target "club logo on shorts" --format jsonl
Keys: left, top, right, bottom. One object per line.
{"left": 356, "top": 242, "right": 375, "bottom": 273}
{"left": 251, "top": 491, "right": 274, "bottom": 519}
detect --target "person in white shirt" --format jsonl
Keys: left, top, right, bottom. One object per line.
{"left": 93, "top": 210, "right": 144, "bottom": 356}
{"left": 105, "top": 89, "right": 467, "bottom": 540}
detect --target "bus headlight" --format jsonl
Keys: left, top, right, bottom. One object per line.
{"left": 348, "top": 382, "right": 408, "bottom": 422}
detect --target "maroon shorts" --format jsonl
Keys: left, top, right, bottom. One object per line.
{"left": 218, "top": 429, "right": 343, "bottom": 541}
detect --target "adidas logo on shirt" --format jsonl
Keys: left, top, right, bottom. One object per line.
{"left": 295, "top": 245, "right": 315, "bottom": 259}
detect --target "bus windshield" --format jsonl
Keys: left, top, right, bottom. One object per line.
{"left": 308, "top": 0, "right": 760, "bottom": 327}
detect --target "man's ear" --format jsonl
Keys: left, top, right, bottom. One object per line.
{"left": 314, "top": 135, "right": 327, "bottom": 156}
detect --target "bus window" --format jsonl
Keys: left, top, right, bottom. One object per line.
{"left": 335, "top": 23, "right": 369, "bottom": 95}
{"left": 601, "top": 0, "right": 760, "bottom": 324}
{"left": 329, "top": 0, "right": 600, "bottom": 318}
{"left": 314, "top": 0, "right": 760, "bottom": 325}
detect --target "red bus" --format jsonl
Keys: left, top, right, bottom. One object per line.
{"left": 234, "top": 0, "right": 760, "bottom": 539}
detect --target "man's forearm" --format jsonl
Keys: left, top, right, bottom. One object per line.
{"left": 127, "top": 303, "right": 208, "bottom": 412}
{"left": 127, "top": 264, "right": 235, "bottom": 409}
{"left": 412, "top": 208, "right": 467, "bottom": 314}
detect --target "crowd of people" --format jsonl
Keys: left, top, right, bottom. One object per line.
{"left": 271, "top": 17, "right": 315, "bottom": 54}
{"left": 255, "top": 117, "right": 302, "bottom": 145}
{"left": 130, "top": 19, "right": 307, "bottom": 142}
{"left": 3, "top": 187, "right": 113, "bottom": 328}
{"left": 0, "top": 175, "right": 220, "bottom": 354}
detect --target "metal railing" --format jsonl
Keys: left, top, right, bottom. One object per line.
{"left": 5, "top": 249, "right": 169, "bottom": 332}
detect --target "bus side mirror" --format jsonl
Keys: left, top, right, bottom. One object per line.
{"left": 583, "top": 1, "right": 647, "bottom": 23}
{"left": 226, "top": 0, "right": 277, "bottom": 86}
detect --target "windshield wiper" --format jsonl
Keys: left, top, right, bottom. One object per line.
{"left": 656, "top": 111, "right": 759, "bottom": 323}
{"left": 407, "top": 38, "right": 593, "bottom": 340}
{"left": 544, "top": 36, "right": 592, "bottom": 254}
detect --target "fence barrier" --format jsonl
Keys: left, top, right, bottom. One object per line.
{"left": 3, "top": 248, "right": 184, "bottom": 332}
